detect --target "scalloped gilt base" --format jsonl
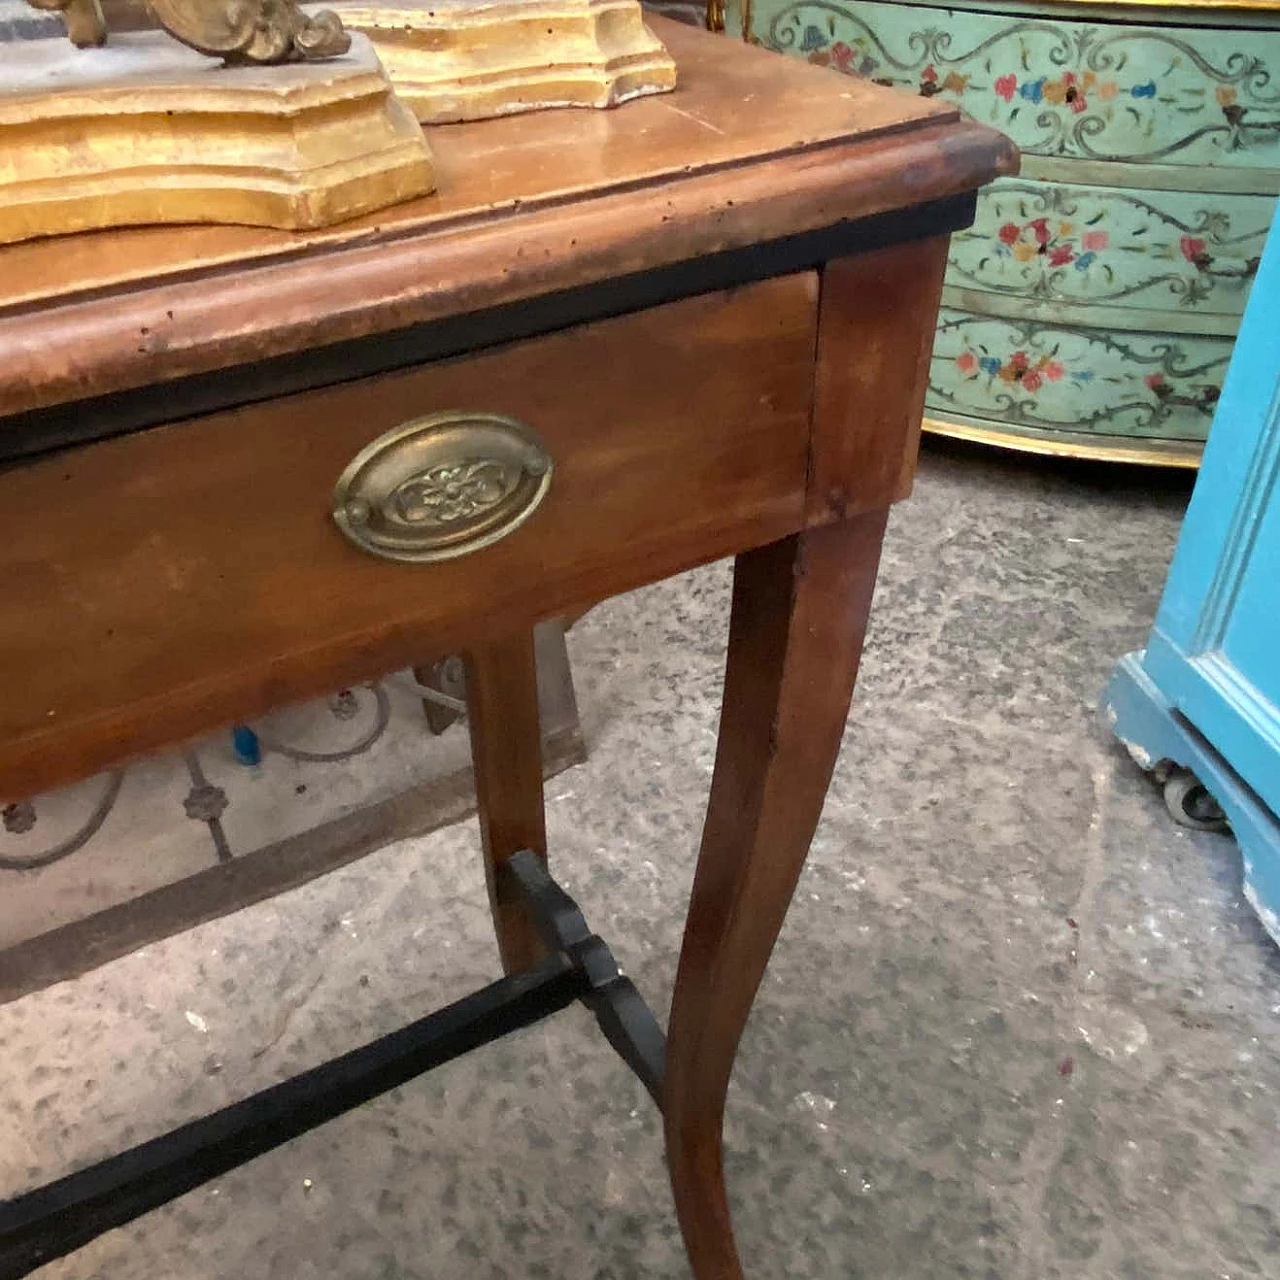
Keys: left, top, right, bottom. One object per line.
{"left": 923, "top": 415, "right": 1204, "bottom": 468}
{"left": 0, "top": 32, "right": 434, "bottom": 246}
{"left": 334, "top": 0, "right": 676, "bottom": 124}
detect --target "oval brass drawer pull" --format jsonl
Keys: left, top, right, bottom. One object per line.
{"left": 333, "top": 411, "right": 553, "bottom": 563}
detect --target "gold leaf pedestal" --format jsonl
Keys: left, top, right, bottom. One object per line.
{"left": 0, "top": 31, "right": 435, "bottom": 245}
{"left": 334, "top": 0, "right": 677, "bottom": 123}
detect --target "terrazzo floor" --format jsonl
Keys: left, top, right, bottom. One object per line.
{"left": 4, "top": 438, "right": 1278, "bottom": 1279}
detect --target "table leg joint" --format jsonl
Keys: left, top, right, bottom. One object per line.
{"left": 0, "top": 855, "right": 665, "bottom": 1279}
{"left": 503, "top": 849, "right": 667, "bottom": 1106}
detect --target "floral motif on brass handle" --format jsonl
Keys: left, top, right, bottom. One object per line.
{"left": 26, "top": 0, "right": 350, "bottom": 64}
{"left": 333, "top": 412, "right": 554, "bottom": 564}
{"left": 394, "top": 460, "right": 517, "bottom": 528}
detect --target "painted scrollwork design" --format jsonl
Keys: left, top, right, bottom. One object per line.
{"left": 931, "top": 312, "right": 1231, "bottom": 434}
{"left": 766, "top": 2, "right": 1280, "bottom": 165}
{"left": 947, "top": 179, "right": 1268, "bottom": 315}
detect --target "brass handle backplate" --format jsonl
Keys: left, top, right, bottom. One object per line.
{"left": 333, "top": 411, "right": 553, "bottom": 563}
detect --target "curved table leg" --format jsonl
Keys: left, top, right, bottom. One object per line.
{"left": 664, "top": 511, "right": 889, "bottom": 1279}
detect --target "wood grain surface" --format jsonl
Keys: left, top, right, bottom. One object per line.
{"left": 465, "top": 631, "right": 552, "bottom": 976}
{"left": 807, "top": 239, "right": 952, "bottom": 523}
{"left": 0, "top": 18, "right": 1016, "bottom": 422}
{"left": 0, "top": 274, "right": 818, "bottom": 799}
{"left": 0, "top": 23, "right": 1020, "bottom": 1279}
{"left": 665, "top": 513, "right": 891, "bottom": 1279}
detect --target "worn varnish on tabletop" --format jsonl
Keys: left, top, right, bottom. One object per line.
{"left": 0, "top": 18, "right": 1012, "bottom": 431}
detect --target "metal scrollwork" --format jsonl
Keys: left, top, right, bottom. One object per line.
{"left": 251, "top": 684, "right": 392, "bottom": 762}
{"left": 0, "top": 772, "right": 124, "bottom": 873}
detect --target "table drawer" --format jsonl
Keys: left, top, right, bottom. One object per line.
{"left": 950, "top": 177, "right": 1271, "bottom": 317}
{"left": 929, "top": 305, "right": 1231, "bottom": 442}
{"left": 0, "top": 273, "right": 818, "bottom": 797}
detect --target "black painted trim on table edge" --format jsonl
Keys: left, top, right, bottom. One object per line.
{"left": 0, "top": 193, "right": 976, "bottom": 465}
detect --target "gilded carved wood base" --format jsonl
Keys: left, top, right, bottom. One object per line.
{"left": 26, "top": 0, "right": 352, "bottom": 64}
{"left": 922, "top": 416, "right": 1204, "bottom": 468}
{"left": 0, "top": 32, "right": 434, "bottom": 245}
{"left": 334, "top": 0, "right": 677, "bottom": 123}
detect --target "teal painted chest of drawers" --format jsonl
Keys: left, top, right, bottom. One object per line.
{"left": 729, "top": 0, "right": 1280, "bottom": 464}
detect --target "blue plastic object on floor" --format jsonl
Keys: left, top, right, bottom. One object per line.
{"left": 1103, "top": 205, "right": 1280, "bottom": 948}
{"left": 231, "top": 725, "right": 262, "bottom": 767}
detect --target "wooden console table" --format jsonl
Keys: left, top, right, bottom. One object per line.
{"left": 0, "top": 20, "right": 1013, "bottom": 1279}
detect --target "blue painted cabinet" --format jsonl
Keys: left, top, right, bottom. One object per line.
{"left": 1105, "top": 207, "right": 1280, "bottom": 942}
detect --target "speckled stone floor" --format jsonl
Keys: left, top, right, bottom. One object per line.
{"left": 4, "top": 439, "right": 1278, "bottom": 1280}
